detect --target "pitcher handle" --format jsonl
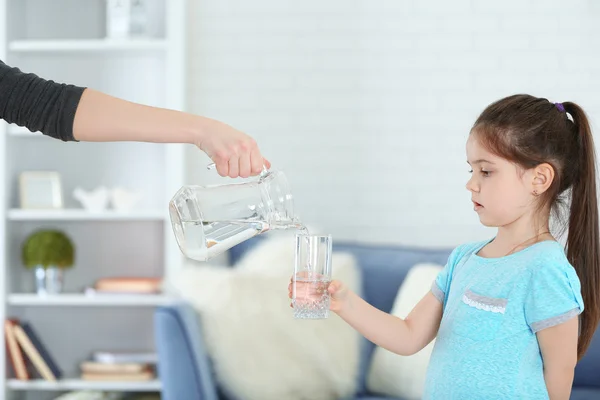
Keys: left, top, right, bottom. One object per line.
{"left": 206, "top": 162, "right": 269, "bottom": 176}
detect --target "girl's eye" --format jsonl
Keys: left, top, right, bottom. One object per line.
{"left": 468, "top": 169, "right": 491, "bottom": 176}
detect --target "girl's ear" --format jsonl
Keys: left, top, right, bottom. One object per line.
{"left": 532, "top": 163, "right": 555, "bottom": 195}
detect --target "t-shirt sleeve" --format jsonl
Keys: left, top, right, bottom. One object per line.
{"left": 524, "top": 261, "right": 584, "bottom": 333}
{"left": 0, "top": 59, "right": 86, "bottom": 142}
{"left": 431, "top": 245, "right": 465, "bottom": 305}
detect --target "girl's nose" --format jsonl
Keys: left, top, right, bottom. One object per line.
{"left": 465, "top": 176, "right": 478, "bottom": 192}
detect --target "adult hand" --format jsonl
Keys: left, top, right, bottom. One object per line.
{"left": 195, "top": 119, "right": 271, "bottom": 178}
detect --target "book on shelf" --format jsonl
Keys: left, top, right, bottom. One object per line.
{"left": 4, "top": 318, "right": 62, "bottom": 381}
{"left": 81, "top": 370, "right": 155, "bottom": 381}
{"left": 4, "top": 319, "right": 28, "bottom": 380}
{"left": 91, "top": 350, "right": 158, "bottom": 364}
{"left": 91, "top": 277, "right": 162, "bottom": 294}
{"left": 81, "top": 361, "right": 150, "bottom": 374}
{"left": 80, "top": 355, "right": 157, "bottom": 381}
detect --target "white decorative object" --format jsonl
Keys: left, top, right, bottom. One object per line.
{"left": 168, "top": 233, "right": 361, "bottom": 400}
{"left": 106, "top": 0, "right": 131, "bottom": 39}
{"left": 366, "top": 263, "right": 443, "bottom": 400}
{"left": 73, "top": 186, "right": 110, "bottom": 212}
{"left": 110, "top": 188, "right": 141, "bottom": 211}
{"left": 19, "top": 171, "right": 63, "bottom": 209}
{"left": 129, "top": 0, "right": 149, "bottom": 37}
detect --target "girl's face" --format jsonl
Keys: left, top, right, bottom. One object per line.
{"left": 465, "top": 136, "right": 537, "bottom": 228}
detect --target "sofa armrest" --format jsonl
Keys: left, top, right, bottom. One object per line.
{"left": 154, "top": 301, "right": 219, "bottom": 400}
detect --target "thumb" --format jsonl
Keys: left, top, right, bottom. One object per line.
{"left": 328, "top": 280, "right": 342, "bottom": 295}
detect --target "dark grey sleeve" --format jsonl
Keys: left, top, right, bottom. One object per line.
{"left": 0, "top": 59, "right": 86, "bottom": 142}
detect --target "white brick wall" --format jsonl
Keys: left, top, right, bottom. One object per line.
{"left": 183, "top": 0, "right": 600, "bottom": 248}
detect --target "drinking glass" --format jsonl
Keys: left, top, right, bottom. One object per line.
{"left": 292, "top": 234, "right": 332, "bottom": 319}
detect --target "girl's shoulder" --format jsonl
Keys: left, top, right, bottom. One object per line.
{"left": 505, "top": 239, "right": 570, "bottom": 269}
{"left": 525, "top": 240, "right": 578, "bottom": 279}
{"left": 448, "top": 239, "right": 492, "bottom": 262}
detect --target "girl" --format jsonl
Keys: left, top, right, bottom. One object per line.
{"left": 290, "top": 94, "right": 600, "bottom": 399}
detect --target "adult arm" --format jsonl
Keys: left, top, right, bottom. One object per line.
{"left": 0, "top": 60, "right": 269, "bottom": 177}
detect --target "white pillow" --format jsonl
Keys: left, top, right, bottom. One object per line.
{"left": 169, "top": 234, "right": 362, "bottom": 400}
{"left": 366, "top": 263, "right": 443, "bottom": 400}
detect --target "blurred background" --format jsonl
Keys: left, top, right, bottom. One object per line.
{"left": 186, "top": 0, "right": 600, "bottom": 247}
{"left": 1, "top": 1, "right": 599, "bottom": 399}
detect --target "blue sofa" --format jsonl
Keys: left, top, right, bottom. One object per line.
{"left": 154, "top": 238, "right": 600, "bottom": 400}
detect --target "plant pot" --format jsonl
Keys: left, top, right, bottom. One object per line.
{"left": 34, "top": 266, "right": 64, "bottom": 295}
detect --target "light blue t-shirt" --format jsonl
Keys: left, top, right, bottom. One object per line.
{"left": 424, "top": 239, "right": 584, "bottom": 400}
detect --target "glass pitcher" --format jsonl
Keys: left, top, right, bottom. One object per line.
{"left": 168, "top": 164, "right": 304, "bottom": 261}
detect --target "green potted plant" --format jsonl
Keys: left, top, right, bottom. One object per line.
{"left": 21, "top": 229, "right": 75, "bottom": 295}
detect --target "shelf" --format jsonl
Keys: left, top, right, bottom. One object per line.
{"left": 9, "top": 38, "right": 167, "bottom": 52}
{"left": 7, "top": 378, "right": 161, "bottom": 391}
{"left": 8, "top": 293, "right": 174, "bottom": 307}
{"left": 1, "top": 2, "right": 185, "bottom": 393}
{"left": 8, "top": 209, "right": 166, "bottom": 221}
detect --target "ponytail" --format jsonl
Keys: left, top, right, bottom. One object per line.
{"left": 563, "top": 102, "right": 600, "bottom": 360}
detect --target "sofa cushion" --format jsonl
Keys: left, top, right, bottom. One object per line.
{"left": 366, "top": 264, "right": 443, "bottom": 399}
{"left": 573, "top": 327, "right": 600, "bottom": 388}
{"left": 570, "top": 388, "right": 600, "bottom": 400}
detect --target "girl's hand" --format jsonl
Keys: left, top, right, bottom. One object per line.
{"left": 327, "top": 280, "right": 350, "bottom": 313}
{"left": 288, "top": 277, "right": 351, "bottom": 314}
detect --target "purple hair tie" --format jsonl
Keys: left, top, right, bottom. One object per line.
{"left": 555, "top": 102, "right": 565, "bottom": 112}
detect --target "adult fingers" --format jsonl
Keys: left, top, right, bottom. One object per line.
{"left": 239, "top": 153, "right": 252, "bottom": 178}
{"left": 214, "top": 156, "right": 229, "bottom": 177}
{"left": 228, "top": 155, "right": 239, "bottom": 178}
{"left": 250, "top": 147, "right": 264, "bottom": 175}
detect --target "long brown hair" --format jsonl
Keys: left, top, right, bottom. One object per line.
{"left": 472, "top": 94, "right": 599, "bottom": 360}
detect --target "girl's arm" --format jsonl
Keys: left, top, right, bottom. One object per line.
{"left": 536, "top": 317, "right": 579, "bottom": 400}
{"left": 335, "top": 287, "right": 443, "bottom": 356}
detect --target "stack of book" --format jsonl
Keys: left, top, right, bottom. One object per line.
{"left": 4, "top": 318, "right": 62, "bottom": 381}
{"left": 84, "top": 277, "right": 162, "bottom": 296}
{"left": 80, "top": 350, "right": 158, "bottom": 381}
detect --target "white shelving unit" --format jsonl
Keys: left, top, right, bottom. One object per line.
{"left": 0, "top": 1, "right": 187, "bottom": 399}
{"left": 7, "top": 209, "right": 166, "bottom": 221}
{"left": 7, "top": 379, "right": 161, "bottom": 392}
{"left": 8, "top": 38, "right": 168, "bottom": 52}
{"left": 8, "top": 294, "right": 174, "bottom": 307}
